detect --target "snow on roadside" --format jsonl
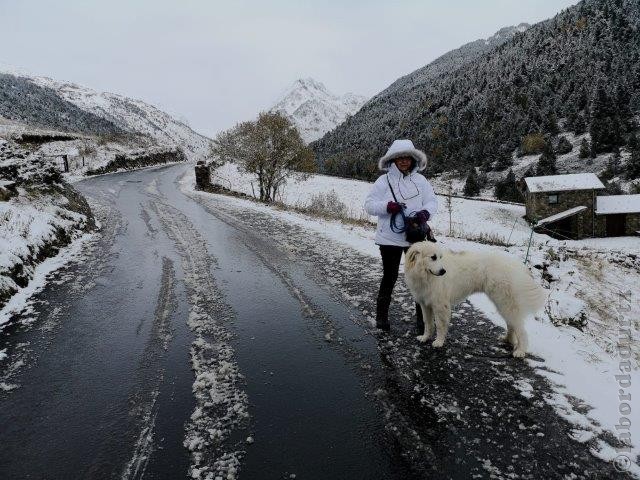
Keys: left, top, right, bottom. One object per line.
{"left": 214, "top": 162, "right": 534, "bottom": 244}
{"left": 0, "top": 185, "right": 94, "bottom": 317}
{"left": 182, "top": 166, "right": 640, "bottom": 473}
{"left": 0, "top": 230, "right": 94, "bottom": 326}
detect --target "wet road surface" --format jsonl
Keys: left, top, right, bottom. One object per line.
{"left": 0, "top": 165, "right": 414, "bottom": 480}
{"left": 0, "top": 164, "right": 630, "bottom": 479}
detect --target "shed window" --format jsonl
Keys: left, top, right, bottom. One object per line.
{"left": 548, "top": 194, "right": 559, "bottom": 204}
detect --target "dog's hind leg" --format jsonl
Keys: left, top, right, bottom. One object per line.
{"left": 512, "top": 322, "right": 529, "bottom": 358}
{"left": 431, "top": 304, "right": 451, "bottom": 348}
{"left": 500, "top": 325, "right": 517, "bottom": 346}
{"left": 416, "top": 304, "right": 435, "bottom": 343}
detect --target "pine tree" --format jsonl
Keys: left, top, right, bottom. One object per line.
{"left": 522, "top": 165, "right": 536, "bottom": 179}
{"left": 573, "top": 114, "right": 587, "bottom": 135}
{"left": 536, "top": 141, "right": 557, "bottom": 175}
{"left": 604, "top": 180, "right": 624, "bottom": 195}
{"left": 494, "top": 148, "right": 513, "bottom": 171}
{"left": 626, "top": 145, "right": 640, "bottom": 180}
{"left": 555, "top": 136, "right": 573, "bottom": 155}
{"left": 463, "top": 168, "right": 481, "bottom": 196}
{"left": 601, "top": 149, "right": 621, "bottom": 181}
{"left": 579, "top": 139, "right": 591, "bottom": 159}
{"left": 543, "top": 111, "right": 560, "bottom": 135}
{"left": 477, "top": 170, "right": 488, "bottom": 189}
{"left": 494, "top": 170, "right": 522, "bottom": 202}
{"left": 589, "top": 83, "right": 621, "bottom": 154}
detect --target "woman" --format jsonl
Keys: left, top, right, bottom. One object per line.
{"left": 364, "top": 139, "right": 438, "bottom": 333}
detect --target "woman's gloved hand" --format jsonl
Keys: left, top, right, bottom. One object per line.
{"left": 415, "top": 210, "right": 430, "bottom": 223}
{"left": 386, "top": 201, "right": 404, "bottom": 214}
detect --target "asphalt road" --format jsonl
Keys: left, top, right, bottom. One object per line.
{"left": 0, "top": 164, "right": 630, "bottom": 479}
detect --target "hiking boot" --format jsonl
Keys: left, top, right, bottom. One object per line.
{"left": 376, "top": 295, "right": 391, "bottom": 331}
{"left": 416, "top": 303, "right": 424, "bottom": 336}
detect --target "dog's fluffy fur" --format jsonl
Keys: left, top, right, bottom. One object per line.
{"left": 404, "top": 242, "right": 546, "bottom": 358}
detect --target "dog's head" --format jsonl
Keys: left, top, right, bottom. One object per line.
{"left": 406, "top": 242, "right": 446, "bottom": 276}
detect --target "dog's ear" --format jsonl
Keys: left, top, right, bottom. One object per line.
{"left": 406, "top": 249, "right": 419, "bottom": 269}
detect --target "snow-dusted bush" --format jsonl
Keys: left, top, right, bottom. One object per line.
{"left": 304, "top": 190, "right": 348, "bottom": 219}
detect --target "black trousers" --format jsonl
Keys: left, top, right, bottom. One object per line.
{"left": 376, "top": 245, "right": 423, "bottom": 333}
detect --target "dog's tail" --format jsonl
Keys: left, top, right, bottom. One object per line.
{"left": 486, "top": 254, "right": 547, "bottom": 317}
{"left": 510, "top": 262, "right": 547, "bottom": 316}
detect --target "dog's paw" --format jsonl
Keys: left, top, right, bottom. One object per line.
{"left": 512, "top": 349, "right": 526, "bottom": 358}
{"left": 416, "top": 334, "right": 429, "bottom": 343}
{"left": 432, "top": 338, "right": 445, "bottom": 348}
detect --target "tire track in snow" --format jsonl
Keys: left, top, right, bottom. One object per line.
{"left": 150, "top": 200, "right": 248, "bottom": 480}
{"left": 184, "top": 193, "right": 444, "bottom": 473}
{"left": 121, "top": 256, "right": 176, "bottom": 480}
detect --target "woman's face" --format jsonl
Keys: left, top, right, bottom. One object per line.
{"left": 394, "top": 156, "right": 413, "bottom": 173}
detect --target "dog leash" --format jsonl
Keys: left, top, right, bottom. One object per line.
{"left": 386, "top": 174, "right": 436, "bottom": 242}
{"left": 386, "top": 175, "right": 409, "bottom": 234}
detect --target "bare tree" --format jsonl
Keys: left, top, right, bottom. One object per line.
{"left": 211, "top": 112, "right": 315, "bottom": 202}
{"left": 445, "top": 179, "right": 454, "bottom": 236}
{"left": 78, "top": 139, "right": 96, "bottom": 168}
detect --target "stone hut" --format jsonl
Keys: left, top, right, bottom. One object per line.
{"left": 595, "top": 194, "right": 640, "bottom": 237}
{"left": 523, "top": 173, "right": 605, "bottom": 239}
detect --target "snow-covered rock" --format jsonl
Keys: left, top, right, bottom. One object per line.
{"left": 271, "top": 78, "right": 367, "bottom": 143}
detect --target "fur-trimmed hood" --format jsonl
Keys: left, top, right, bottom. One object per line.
{"left": 378, "top": 139, "right": 427, "bottom": 172}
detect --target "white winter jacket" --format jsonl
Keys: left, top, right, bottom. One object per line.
{"left": 364, "top": 163, "right": 438, "bottom": 247}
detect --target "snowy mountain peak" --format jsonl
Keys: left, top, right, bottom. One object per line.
{"left": 291, "top": 77, "right": 328, "bottom": 93}
{"left": 271, "top": 78, "right": 367, "bottom": 144}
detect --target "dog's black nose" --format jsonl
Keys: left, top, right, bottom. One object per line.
{"left": 439, "top": 269, "right": 446, "bottom": 275}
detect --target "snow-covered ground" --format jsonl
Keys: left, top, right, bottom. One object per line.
{"left": 0, "top": 188, "right": 93, "bottom": 323}
{"left": 0, "top": 136, "right": 95, "bottom": 317}
{"left": 202, "top": 163, "right": 640, "bottom": 473}
{"left": 0, "top": 122, "right": 187, "bottom": 182}
{"left": 432, "top": 130, "right": 639, "bottom": 199}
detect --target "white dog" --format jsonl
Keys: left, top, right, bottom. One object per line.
{"left": 404, "top": 242, "right": 546, "bottom": 358}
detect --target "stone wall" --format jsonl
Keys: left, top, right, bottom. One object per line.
{"left": 86, "top": 147, "right": 186, "bottom": 175}
{"left": 628, "top": 213, "right": 640, "bottom": 235}
{"left": 194, "top": 161, "right": 211, "bottom": 190}
{"left": 595, "top": 212, "right": 640, "bottom": 237}
{"left": 526, "top": 189, "right": 598, "bottom": 238}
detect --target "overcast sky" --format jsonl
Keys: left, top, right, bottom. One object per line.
{"left": 1, "top": 0, "right": 578, "bottom": 137}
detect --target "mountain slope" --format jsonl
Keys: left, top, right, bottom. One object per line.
{"left": 0, "top": 67, "right": 212, "bottom": 160}
{"left": 312, "top": 0, "right": 640, "bottom": 181}
{"left": 371, "top": 24, "right": 529, "bottom": 103}
{"left": 0, "top": 73, "right": 124, "bottom": 138}
{"left": 271, "top": 78, "right": 367, "bottom": 143}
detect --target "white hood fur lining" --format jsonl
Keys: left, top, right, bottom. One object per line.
{"left": 377, "top": 139, "right": 428, "bottom": 172}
